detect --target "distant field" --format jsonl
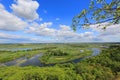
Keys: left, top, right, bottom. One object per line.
{"left": 0, "top": 43, "right": 110, "bottom": 51}
{"left": 0, "top": 44, "right": 54, "bottom": 51}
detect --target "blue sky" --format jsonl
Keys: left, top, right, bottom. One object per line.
{"left": 0, "top": 0, "right": 120, "bottom": 43}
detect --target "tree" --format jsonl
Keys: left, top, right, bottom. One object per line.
{"left": 72, "top": 0, "right": 120, "bottom": 30}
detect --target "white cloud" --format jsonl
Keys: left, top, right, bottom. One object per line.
{"left": 11, "top": 0, "right": 39, "bottom": 21}
{"left": 0, "top": 3, "right": 27, "bottom": 31}
{"left": 0, "top": 32, "right": 26, "bottom": 40}
{"left": 26, "top": 23, "right": 95, "bottom": 42}
{"left": 26, "top": 22, "right": 120, "bottom": 42}
{"left": 0, "top": 32, "right": 44, "bottom": 43}
{"left": 26, "top": 22, "right": 56, "bottom": 36}
{"left": 90, "top": 23, "right": 120, "bottom": 36}
{"left": 56, "top": 25, "right": 94, "bottom": 41}
{"left": 59, "top": 25, "right": 70, "bottom": 31}
{"left": 90, "top": 23, "right": 120, "bottom": 42}
{"left": 57, "top": 25, "right": 76, "bottom": 37}
{"left": 81, "top": 32, "right": 93, "bottom": 37}
{"left": 99, "top": 24, "right": 120, "bottom": 36}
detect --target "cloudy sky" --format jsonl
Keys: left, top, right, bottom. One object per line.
{"left": 0, "top": 0, "right": 120, "bottom": 43}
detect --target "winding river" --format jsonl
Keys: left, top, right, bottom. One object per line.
{"left": 0, "top": 48, "right": 100, "bottom": 67}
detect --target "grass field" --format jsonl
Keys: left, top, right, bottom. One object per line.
{"left": 39, "top": 44, "right": 93, "bottom": 64}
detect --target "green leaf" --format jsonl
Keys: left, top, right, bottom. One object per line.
{"left": 82, "top": 9, "right": 87, "bottom": 14}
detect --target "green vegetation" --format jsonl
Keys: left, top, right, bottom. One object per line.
{"left": 0, "top": 44, "right": 56, "bottom": 51}
{"left": 74, "top": 45, "right": 120, "bottom": 80}
{"left": 40, "top": 44, "right": 92, "bottom": 64}
{"left": 0, "top": 66, "right": 81, "bottom": 80}
{"left": 0, "top": 44, "right": 58, "bottom": 63}
{"left": 0, "top": 49, "right": 45, "bottom": 63}
{"left": 0, "top": 43, "right": 120, "bottom": 80}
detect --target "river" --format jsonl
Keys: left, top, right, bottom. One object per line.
{"left": 0, "top": 48, "right": 100, "bottom": 67}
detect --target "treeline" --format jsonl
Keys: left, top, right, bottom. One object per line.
{"left": 44, "top": 49, "right": 68, "bottom": 56}
{"left": 40, "top": 49, "right": 69, "bottom": 63}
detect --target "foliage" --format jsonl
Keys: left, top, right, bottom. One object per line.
{"left": 0, "top": 66, "right": 81, "bottom": 80}
{"left": 74, "top": 45, "right": 120, "bottom": 80}
{"left": 45, "top": 49, "right": 69, "bottom": 56}
{"left": 72, "top": 0, "right": 120, "bottom": 30}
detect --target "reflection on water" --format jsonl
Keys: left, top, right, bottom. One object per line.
{"left": 4, "top": 57, "right": 27, "bottom": 66}
{"left": 92, "top": 48, "right": 100, "bottom": 56}
{"left": 20, "top": 53, "right": 44, "bottom": 66}
{"left": 64, "top": 48, "right": 100, "bottom": 63}
{"left": 3, "top": 53, "right": 44, "bottom": 66}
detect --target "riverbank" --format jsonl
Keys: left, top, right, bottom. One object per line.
{"left": 0, "top": 49, "right": 46, "bottom": 63}
{"left": 39, "top": 47, "right": 93, "bottom": 64}
{"left": 39, "top": 48, "right": 100, "bottom": 65}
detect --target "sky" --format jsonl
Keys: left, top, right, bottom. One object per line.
{"left": 0, "top": 0, "right": 120, "bottom": 43}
